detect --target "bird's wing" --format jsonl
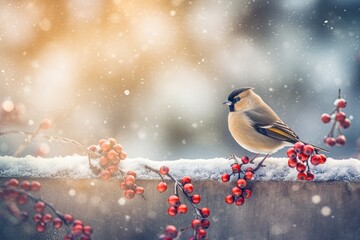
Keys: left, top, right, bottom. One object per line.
{"left": 245, "top": 109, "right": 299, "bottom": 144}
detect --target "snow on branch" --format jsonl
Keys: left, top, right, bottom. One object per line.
{"left": 0, "top": 156, "right": 359, "bottom": 181}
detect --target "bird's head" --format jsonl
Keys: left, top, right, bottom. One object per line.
{"left": 223, "top": 87, "right": 255, "bottom": 112}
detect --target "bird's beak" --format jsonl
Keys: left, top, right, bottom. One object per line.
{"left": 223, "top": 100, "right": 232, "bottom": 106}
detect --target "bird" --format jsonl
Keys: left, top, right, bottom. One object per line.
{"left": 223, "top": 87, "right": 326, "bottom": 166}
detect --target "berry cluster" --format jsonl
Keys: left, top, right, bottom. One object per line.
{"left": 87, "top": 138, "right": 127, "bottom": 178}
{"left": 119, "top": 171, "right": 144, "bottom": 199}
{"left": 146, "top": 165, "right": 210, "bottom": 240}
{"left": 0, "top": 178, "right": 93, "bottom": 239}
{"left": 287, "top": 142, "right": 327, "bottom": 181}
{"left": 221, "top": 155, "right": 255, "bottom": 206}
{"left": 321, "top": 89, "right": 350, "bottom": 147}
{"left": 88, "top": 138, "right": 144, "bottom": 200}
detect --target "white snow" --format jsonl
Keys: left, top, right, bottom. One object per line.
{"left": 0, "top": 155, "right": 359, "bottom": 181}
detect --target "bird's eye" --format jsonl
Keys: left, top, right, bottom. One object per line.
{"left": 234, "top": 97, "right": 241, "bottom": 103}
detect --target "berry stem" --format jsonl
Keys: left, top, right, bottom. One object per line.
{"left": 0, "top": 185, "right": 70, "bottom": 228}
{"left": 144, "top": 165, "right": 202, "bottom": 218}
{"left": 249, "top": 153, "right": 260, "bottom": 164}
{"left": 253, "top": 154, "right": 270, "bottom": 172}
{"left": 12, "top": 128, "right": 41, "bottom": 157}
{"left": 0, "top": 130, "right": 92, "bottom": 156}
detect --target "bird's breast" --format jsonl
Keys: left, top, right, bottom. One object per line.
{"left": 227, "top": 112, "right": 286, "bottom": 154}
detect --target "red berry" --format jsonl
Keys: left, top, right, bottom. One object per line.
{"left": 159, "top": 166, "right": 169, "bottom": 175}
{"left": 111, "top": 156, "right": 121, "bottom": 165}
{"left": 107, "top": 165, "right": 118, "bottom": 175}
{"left": 98, "top": 139, "right": 107, "bottom": 147}
{"left": 64, "top": 214, "right": 73, "bottom": 224}
{"left": 335, "top": 112, "right": 346, "bottom": 122}
{"left": 243, "top": 189, "right": 252, "bottom": 198}
{"left": 63, "top": 234, "right": 74, "bottom": 240}
{"left": 127, "top": 171, "right": 137, "bottom": 178}
{"left": 245, "top": 171, "right": 254, "bottom": 180}
{"left": 235, "top": 196, "right": 245, "bottom": 206}
{"left": 245, "top": 167, "right": 254, "bottom": 172}
{"left": 72, "top": 224, "right": 83, "bottom": 234}
{"left": 113, "top": 144, "right": 123, "bottom": 153}
{"left": 39, "top": 118, "right": 52, "bottom": 130}
{"left": 83, "top": 225, "right": 93, "bottom": 236}
{"left": 310, "top": 155, "right": 321, "bottom": 165}
{"left": 125, "top": 175, "right": 136, "bottom": 186}
{"left": 294, "top": 142, "right": 305, "bottom": 154}
{"left": 324, "top": 137, "right": 336, "bottom": 147}
{"left": 99, "top": 156, "right": 109, "bottom": 167}
{"left": 100, "top": 170, "right": 111, "bottom": 180}
{"left": 17, "top": 194, "right": 28, "bottom": 205}
{"left": 19, "top": 181, "right": 31, "bottom": 191}
{"left": 201, "top": 219, "right": 210, "bottom": 229}
{"left": 191, "top": 219, "right": 202, "bottom": 230}
{"left": 125, "top": 189, "right": 135, "bottom": 199}
{"left": 306, "top": 171, "right": 315, "bottom": 181}
{"left": 200, "top": 208, "right": 210, "bottom": 218}
{"left": 87, "top": 145, "right": 97, "bottom": 152}
{"left": 297, "top": 172, "right": 307, "bottom": 180}
{"left": 6, "top": 178, "right": 19, "bottom": 187}
{"left": 236, "top": 178, "right": 247, "bottom": 188}
{"left": 319, "top": 154, "right": 327, "bottom": 164}
{"left": 286, "top": 148, "right": 297, "bottom": 160}
{"left": 231, "top": 163, "right": 241, "bottom": 173}
{"left": 53, "top": 217, "right": 62, "bottom": 229}
{"left": 101, "top": 142, "right": 111, "bottom": 152}
{"left": 288, "top": 158, "right": 297, "bottom": 168}
{"left": 119, "top": 151, "right": 127, "bottom": 160}
{"left": 231, "top": 187, "right": 242, "bottom": 197}
{"left": 221, "top": 173, "right": 230, "bottom": 182}
{"left": 191, "top": 194, "right": 201, "bottom": 204}
{"left": 296, "top": 162, "right": 306, "bottom": 172}
{"left": 36, "top": 222, "right": 46, "bottom": 233}
{"left": 177, "top": 204, "right": 188, "bottom": 214}
{"left": 225, "top": 195, "right": 234, "bottom": 204}
{"left": 135, "top": 186, "right": 144, "bottom": 195}
{"left": 183, "top": 183, "right": 193, "bottom": 194}
{"left": 108, "top": 137, "right": 117, "bottom": 146}
{"left": 336, "top": 135, "right": 346, "bottom": 146}
{"left": 165, "top": 225, "right": 178, "bottom": 238}
{"left": 168, "top": 195, "right": 180, "bottom": 206}
{"left": 167, "top": 206, "right": 177, "bottom": 216}
{"left": 302, "top": 145, "right": 314, "bottom": 156}
{"left": 321, "top": 113, "right": 331, "bottom": 123}
{"left": 73, "top": 219, "right": 83, "bottom": 226}
{"left": 340, "top": 118, "right": 351, "bottom": 129}
{"left": 30, "top": 181, "right": 41, "bottom": 191}
{"left": 297, "top": 153, "right": 308, "bottom": 162}
{"left": 33, "top": 213, "right": 42, "bottom": 223}
{"left": 335, "top": 98, "right": 347, "bottom": 108}
{"left": 181, "top": 176, "right": 191, "bottom": 185}
{"left": 107, "top": 150, "right": 118, "bottom": 160}
{"left": 241, "top": 156, "right": 250, "bottom": 164}
{"left": 34, "top": 201, "right": 45, "bottom": 213}
{"left": 196, "top": 229, "right": 207, "bottom": 239}
{"left": 157, "top": 182, "right": 167, "bottom": 193}
{"left": 42, "top": 213, "right": 53, "bottom": 223}
{"left": 119, "top": 181, "right": 127, "bottom": 190}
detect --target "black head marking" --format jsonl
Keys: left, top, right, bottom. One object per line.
{"left": 227, "top": 87, "right": 253, "bottom": 101}
{"left": 227, "top": 87, "right": 253, "bottom": 112}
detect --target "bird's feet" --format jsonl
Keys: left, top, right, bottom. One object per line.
{"left": 229, "top": 153, "right": 241, "bottom": 163}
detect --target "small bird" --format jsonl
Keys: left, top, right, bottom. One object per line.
{"left": 223, "top": 87, "right": 326, "bottom": 165}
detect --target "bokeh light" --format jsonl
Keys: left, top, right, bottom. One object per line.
{"left": 1, "top": 0, "right": 359, "bottom": 160}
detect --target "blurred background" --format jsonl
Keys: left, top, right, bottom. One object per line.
{"left": 0, "top": 0, "right": 359, "bottom": 160}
